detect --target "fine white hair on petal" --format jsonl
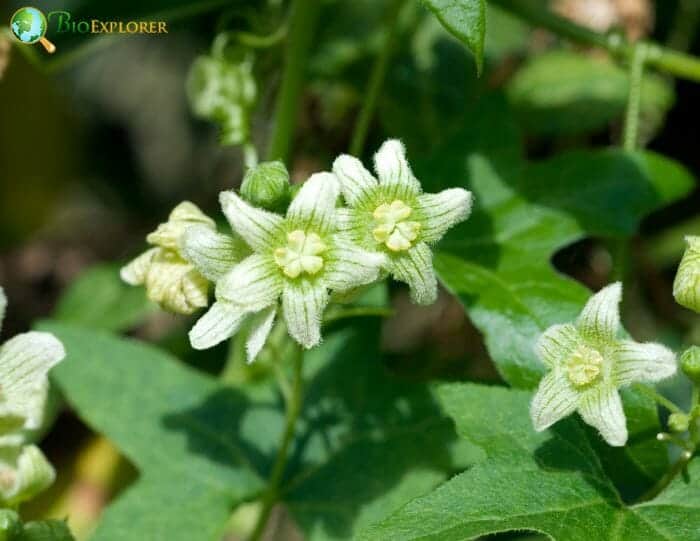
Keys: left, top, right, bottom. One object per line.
{"left": 282, "top": 280, "right": 329, "bottom": 349}
{"left": 390, "top": 242, "right": 437, "bottom": 305}
{"left": 181, "top": 224, "right": 245, "bottom": 281}
{"left": 189, "top": 301, "right": 248, "bottom": 350}
{"left": 120, "top": 248, "right": 158, "bottom": 286}
{"left": 577, "top": 282, "right": 622, "bottom": 343}
{"left": 219, "top": 190, "right": 285, "bottom": 253}
{"left": 536, "top": 323, "right": 582, "bottom": 369}
{"left": 286, "top": 172, "right": 340, "bottom": 235}
{"left": 417, "top": 188, "right": 473, "bottom": 244}
{"left": 373, "top": 139, "right": 422, "bottom": 199}
{"left": 530, "top": 370, "right": 579, "bottom": 432}
{"left": 613, "top": 340, "right": 677, "bottom": 387}
{"left": 577, "top": 385, "right": 627, "bottom": 447}
{"left": 332, "top": 154, "right": 378, "bottom": 207}
{"left": 324, "top": 239, "right": 386, "bottom": 294}
{"left": 246, "top": 305, "right": 277, "bottom": 363}
{"left": 215, "top": 254, "right": 283, "bottom": 312}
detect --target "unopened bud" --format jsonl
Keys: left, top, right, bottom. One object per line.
{"left": 673, "top": 236, "right": 700, "bottom": 313}
{"left": 668, "top": 412, "right": 690, "bottom": 433}
{"left": 681, "top": 346, "right": 700, "bottom": 384}
{"left": 240, "top": 161, "right": 290, "bottom": 211}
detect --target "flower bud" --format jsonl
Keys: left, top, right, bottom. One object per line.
{"left": 681, "top": 346, "right": 700, "bottom": 383}
{"left": 0, "top": 509, "right": 21, "bottom": 540}
{"left": 240, "top": 161, "right": 290, "bottom": 211}
{"left": 668, "top": 412, "right": 690, "bottom": 433}
{"left": 673, "top": 236, "right": 700, "bottom": 313}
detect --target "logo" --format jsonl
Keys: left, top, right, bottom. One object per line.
{"left": 9, "top": 6, "right": 169, "bottom": 54}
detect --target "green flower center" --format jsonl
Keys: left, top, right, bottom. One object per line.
{"left": 274, "top": 230, "right": 327, "bottom": 279}
{"left": 372, "top": 200, "right": 421, "bottom": 252}
{"left": 566, "top": 345, "right": 604, "bottom": 387}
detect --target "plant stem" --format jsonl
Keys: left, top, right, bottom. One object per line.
{"left": 623, "top": 43, "right": 649, "bottom": 151}
{"left": 636, "top": 385, "right": 684, "bottom": 415}
{"left": 490, "top": 0, "right": 700, "bottom": 83}
{"left": 248, "top": 345, "right": 304, "bottom": 541}
{"left": 638, "top": 449, "right": 693, "bottom": 502}
{"left": 324, "top": 305, "right": 395, "bottom": 324}
{"left": 349, "top": 0, "right": 404, "bottom": 156}
{"left": 266, "top": 0, "right": 321, "bottom": 162}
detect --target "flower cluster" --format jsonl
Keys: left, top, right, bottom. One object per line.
{"left": 530, "top": 282, "right": 676, "bottom": 446}
{"left": 0, "top": 288, "right": 65, "bottom": 506}
{"left": 122, "top": 140, "right": 473, "bottom": 362}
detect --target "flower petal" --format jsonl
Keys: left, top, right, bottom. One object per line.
{"left": 145, "top": 254, "right": 209, "bottom": 314}
{"left": 324, "top": 238, "right": 385, "bottom": 293}
{"left": 0, "top": 445, "right": 55, "bottom": 506}
{"left": 220, "top": 190, "right": 285, "bottom": 252}
{"left": 120, "top": 248, "right": 158, "bottom": 286}
{"left": 286, "top": 172, "right": 339, "bottom": 235}
{"left": 189, "top": 301, "right": 248, "bottom": 350}
{"left": 374, "top": 140, "right": 421, "bottom": 199}
{"left": 332, "top": 154, "right": 378, "bottom": 207}
{"left": 181, "top": 224, "right": 248, "bottom": 281}
{"left": 578, "top": 385, "right": 627, "bottom": 446}
{"left": 612, "top": 340, "right": 677, "bottom": 387}
{"left": 417, "top": 188, "right": 473, "bottom": 244}
{"left": 282, "top": 280, "right": 329, "bottom": 349}
{"left": 673, "top": 235, "right": 700, "bottom": 313}
{"left": 389, "top": 243, "right": 437, "bottom": 305}
{"left": 0, "top": 332, "right": 65, "bottom": 432}
{"left": 530, "top": 370, "right": 579, "bottom": 432}
{"left": 576, "top": 282, "right": 622, "bottom": 344}
{"left": 536, "top": 324, "right": 583, "bottom": 368}
{"left": 216, "top": 254, "right": 283, "bottom": 311}
{"left": 246, "top": 305, "right": 277, "bottom": 363}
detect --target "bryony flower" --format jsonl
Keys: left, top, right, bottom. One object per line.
{"left": 673, "top": 235, "right": 700, "bottom": 313}
{"left": 333, "top": 140, "right": 472, "bottom": 305}
{"left": 0, "top": 287, "right": 65, "bottom": 506}
{"left": 121, "top": 202, "right": 215, "bottom": 315}
{"left": 186, "top": 172, "right": 385, "bottom": 358}
{"left": 530, "top": 282, "right": 676, "bottom": 446}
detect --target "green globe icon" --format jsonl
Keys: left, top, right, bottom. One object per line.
{"left": 10, "top": 7, "right": 55, "bottom": 53}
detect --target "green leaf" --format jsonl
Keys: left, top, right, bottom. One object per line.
{"left": 19, "top": 520, "right": 75, "bottom": 541}
{"left": 420, "top": 0, "right": 486, "bottom": 73}
{"left": 359, "top": 383, "right": 700, "bottom": 540}
{"left": 508, "top": 51, "right": 674, "bottom": 136}
{"left": 53, "top": 264, "right": 156, "bottom": 331}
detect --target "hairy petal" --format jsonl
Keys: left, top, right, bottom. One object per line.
{"left": 530, "top": 370, "right": 579, "bottom": 432}
{"left": 578, "top": 385, "right": 627, "bottom": 447}
{"left": 613, "top": 340, "right": 677, "bottom": 387}
{"left": 577, "top": 282, "right": 622, "bottom": 344}
{"left": 417, "top": 188, "right": 473, "bottom": 244}
{"left": 216, "top": 254, "right": 283, "bottom": 311}
{"left": 282, "top": 280, "right": 329, "bottom": 349}
{"left": 536, "top": 324, "right": 583, "bottom": 369}
{"left": 120, "top": 248, "right": 158, "bottom": 286}
{"left": 189, "top": 301, "right": 248, "bottom": 350}
{"left": 286, "top": 172, "right": 339, "bottom": 234}
{"left": 374, "top": 139, "right": 421, "bottom": 199}
{"left": 324, "top": 239, "right": 386, "bottom": 293}
{"left": 246, "top": 305, "right": 277, "bottom": 363}
{"left": 390, "top": 243, "right": 437, "bottom": 305}
{"left": 220, "top": 190, "right": 285, "bottom": 252}
{"left": 332, "top": 154, "right": 378, "bottom": 207}
{"left": 181, "top": 225, "right": 247, "bottom": 281}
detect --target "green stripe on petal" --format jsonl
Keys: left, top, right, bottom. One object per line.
{"left": 181, "top": 224, "right": 248, "bottom": 281}
{"left": 417, "top": 188, "right": 473, "bottom": 244}
{"left": 390, "top": 243, "right": 437, "bottom": 305}
{"left": 246, "top": 305, "right": 277, "bottom": 363}
{"left": 189, "top": 301, "right": 248, "bottom": 350}
{"left": 0, "top": 332, "right": 65, "bottom": 432}
{"left": 220, "top": 190, "right": 285, "bottom": 252}
{"left": 374, "top": 140, "right": 422, "bottom": 200}
{"left": 216, "top": 254, "right": 283, "bottom": 311}
{"left": 324, "top": 239, "right": 385, "bottom": 293}
{"left": 612, "top": 340, "right": 677, "bottom": 387}
{"left": 0, "top": 445, "right": 55, "bottom": 506}
{"left": 282, "top": 280, "right": 329, "bottom": 349}
{"left": 286, "top": 172, "right": 339, "bottom": 235}
{"left": 578, "top": 385, "right": 627, "bottom": 447}
{"left": 530, "top": 370, "right": 578, "bottom": 432}
{"left": 333, "top": 154, "right": 378, "bottom": 207}
{"left": 576, "top": 282, "right": 622, "bottom": 344}
{"left": 536, "top": 323, "right": 582, "bottom": 369}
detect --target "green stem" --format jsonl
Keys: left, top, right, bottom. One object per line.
{"left": 266, "top": 0, "right": 321, "bottom": 162}
{"left": 349, "top": 0, "right": 404, "bottom": 156}
{"left": 490, "top": 0, "right": 700, "bottom": 83}
{"left": 248, "top": 346, "right": 304, "bottom": 541}
{"left": 636, "top": 385, "right": 684, "bottom": 415}
{"left": 324, "top": 306, "right": 395, "bottom": 324}
{"left": 235, "top": 25, "right": 288, "bottom": 49}
{"left": 638, "top": 449, "right": 693, "bottom": 502}
{"left": 623, "top": 43, "right": 649, "bottom": 151}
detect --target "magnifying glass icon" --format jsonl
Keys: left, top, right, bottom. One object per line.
{"left": 10, "top": 7, "right": 56, "bottom": 54}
